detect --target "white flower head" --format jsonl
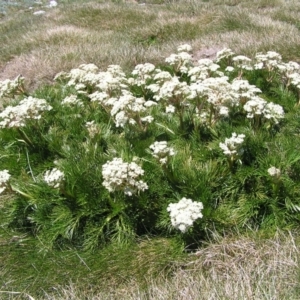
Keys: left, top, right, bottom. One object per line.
{"left": 268, "top": 166, "right": 281, "bottom": 178}
{"left": 49, "top": 1, "right": 58, "bottom": 8}
{"left": 62, "top": 95, "right": 84, "bottom": 107}
{"left": 0, "top": 170, "right": 11, "bottom": 194}
{"left": 44, "top": 168, "right": 65, "bottom": 188}
{"left": 177, "top": 44, "right": 193, "bottom": 53}
{"left": 85, "top": 121, "right": 100, "bottom": 138}
{"left": 141, "top": 116, "right": 154, "bottom": 124}
{"left": 244, "top": 97, "right": 266, "bottom": 119}
{"left": 0, "top": 96, "right": 52, "bottom": 128}
{"left": 225, "top": 66, "right": 235, "bottom": 73}
{"left": 216, "top": 48, "right": 235, "bottom": 62}
{"left": 131, "top": 63, "right": 156, "bottom": 86}
{"left": 102, "top": 158, "right": 148, "bottom": 196}
{"left": 219, "top": 133, "right": 245, "bottom": 157}
{"left": 149, "top": 141, "right": 175, "bottom": 164}
{"left": 166, "top": 105, "right": 176, "bottom": 114}
{"left": 167, "top": 197, "right": 204, "bottom": 233}
{"left": 263, "top": 102, "right": 284, "bottom": 124}
{"left": 232, "top": 55, "right": 253, "bottom": 70}
{"left": 165, "top": 52, "right": 192, "bottom": 73}
{"left": 0, "top": 75, "right": 25, "bottom": 98}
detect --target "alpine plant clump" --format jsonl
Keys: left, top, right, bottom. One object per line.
{"left": 1, "top": 44, "right": 300, "bottom": 250}
{"left": 102, "top": 158, "right": 148, "bottom": 196}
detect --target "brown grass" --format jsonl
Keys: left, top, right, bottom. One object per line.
{"left": 1, "top": 0, "right": 300, "bottom": 91}
{"left": 40, "top": 231, "right": 300, "bottom": 300}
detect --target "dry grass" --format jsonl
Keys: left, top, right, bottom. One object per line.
{"left": 1, "top": 0, "right": 300, "bottom": 91}
{"left": 39, "top": 231, "right": 300, "bottom": 300}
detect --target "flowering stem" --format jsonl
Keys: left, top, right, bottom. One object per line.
{"left": 208, "top": 104, "right": 214, "bottom": 126}
{"left": 271, "top": 179, "right": 281, "bottom": 196}
{"left": 227, "top": 156, "right": 237, "bottom": 174}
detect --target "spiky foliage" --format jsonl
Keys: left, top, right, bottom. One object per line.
{"left": 1, "top": 45, "right": 300, "bottom": 251}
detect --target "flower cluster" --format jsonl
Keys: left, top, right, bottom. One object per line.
{"left": 167, "top": 197, "right": 204, "bottom": 233}
{"left": 149, "top": 141, "right": 175, "bottom": 165}
{"left": 188, "top": 58, "right": 221, "bottom": 81}
{"left": 110, "top": 91, "right": 150, "bottom": 127}
{"left": 0, "top": 75, "right": 25, "bottom": 98}
{"left": 165, "top": 45, "right": 193, "bottom": 73}
{"left": 85, "top": 121, "right": 100, "bottom": 138}
{"left": 129, "top": 63, "right": 156, "bottom": 86}
{"left": 288, "top": 72, "right": 300, "bottom": 89}
{"left": 219, "top": 133, "right": 245, "bottom": 158}
{"left": 55, "top": 45, "right": 289, "bottom": 132}
{"left": 232, "top": 55, "right": 253, "bottom": 71}
{"left": 152, "top": 75, "right": 190, "bottom": 103}
{"left": 102, "top": 158, "right": 148, "bottom": 196}
{"left": 268, "top": 166, "right": 281, "bottom": 178}
{"left": 243, "top": 97, "right": 284, "bottom": 124}
{"left": 61, "top": 95, "right": 84, "bottom": 107}
{"left": 0, "top": 170, "right": 11, "bottom": 194}
{"left": 0, "top": 96, "right": 52, "bottom": 128}
{"left": 44, "top": 168, "right": 65, "bottom": 188}
{"left": 254, "top": 51, "right": 282, "bottom": 71}
{"left": 216, "top": 48, "right": 235, "bottom": 62}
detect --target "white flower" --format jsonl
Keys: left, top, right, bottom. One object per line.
{"left": 167, "top": 197, "right": 204, "bottom": 233}
{"left": 131, "top": 63, "right": 156, "bottom": 86}
{"left": 231, "top": 79, "right": 262, "bottom": 101}
{"left": 288, "top": 73, "right": 300, "bottom": 89}
{"left": 188, "top": 59, "right": 220, "bottom": 82}
{"left": 144, "top": 101, "right": 157, "bottom": 108}
{"left": 109, "top": 92, "right": 149, "bottom": 127}
{"left": 49, "top": 1, "right": 58, "bottom": 8}
{"left": 219, "top": 133, "right": 245, "bottom": 157}
{"left": 102, "top": 158, "right": 148, "bottom": 196}
{"left": 44, "top": 168, "right": 64, "bottom": 188}
{"left": 85, "top": 121, "right": 100, "bottom": 138}
{"left": 166, "top": 105, "right": 176, "bottom": 114}
{"left": 149, "top": 141, "right": 175, "bottom": 164}
{"left": 225, "top": 66, "right": 235, "bottom": 72}
{"left": 165, "top": 52, "right": 192, "bottom": 66}
{"left": 115, "top": 111, "right": 128, "bottom": 128}
{"left": 62, "top": 95, "right": 84, "bottom": 107}
{"left": 268, "top": 166, "right": 281, "bottom": 178}
{"left": 263, "top": 102, "right": 284, "bottom": 124}
{"left": 89, "top": 91, "right": 109, "bottom": 104}
{"left": 254, "top": 51, "right": 282, "bottom": 71}
{"left": 0, "top": 75, "right": 25, "bottom": 98}
{"left": 165, "top": 52, "right": 192, "bottom": 73}
{"left": 153, "top": 70, "right": 172, "bottom": 83}
{"left": 218, "top": 106, "right": 229, "bottom": 117}
{"left": 0, "top": 170, "right": 11, "bottom": 194}
{"left": 141, "top": 116, "right": 154, "bottom": 123}
{"left": 132, "top": 63, "right": 156, "bottom": 76}
{"left": 177, "top": 44, "right": 193, "bottom": 53}
{"left": 243, "top": 97, "right": 267, "bottom": 119}
{"left": 216, "top": 48, "right": 235, "bottom": 62}
{"left": 153, "top": 77, "right": 190, "bottom": 102}
{"left": 232, "top": 55, "right": 253, "bottom": 70}
{"left": 0, "top": 97, "right": 52, "bottom": 128}
{"left": 146, "top": 83, "right": 160, "bottom": 94}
